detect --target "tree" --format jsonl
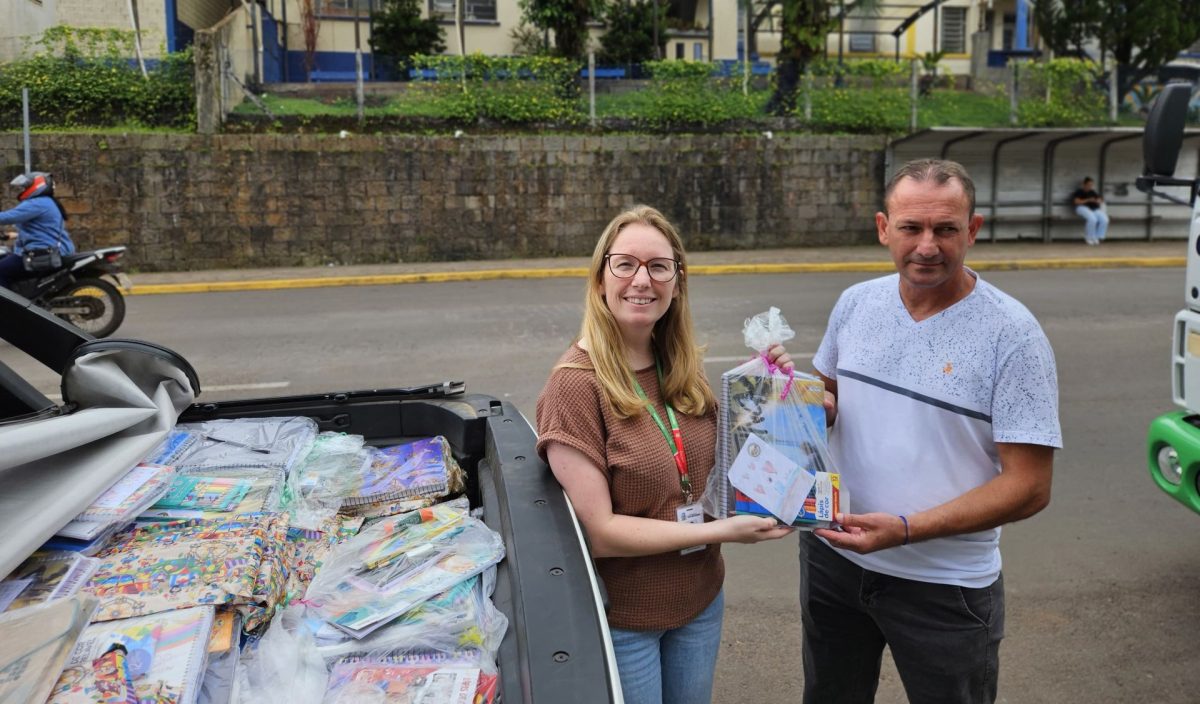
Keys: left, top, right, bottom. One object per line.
{"left": 1033, "top": 0, "right": 1200, "bottom": 105}
{"left": 764, "top": 0, "right": 880, "bottom": 115}
{"left": 518, "top": 0, "right": 603, "bottom": 59}
{"left": 370, "top": 0, "right": 446, "bottom": 78}
{"left": 766, "top": 0, "right": 836, "bottom": 115}
{"left": 597, "top": 0, "right": 667, "bottom": 66}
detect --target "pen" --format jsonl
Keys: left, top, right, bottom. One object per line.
{"left": 204, "top": 433, "right": 272, "bottom": 454}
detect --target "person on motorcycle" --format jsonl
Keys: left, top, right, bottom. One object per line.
{"left": 0, "top": 172, "right": 76, "bottom": 290}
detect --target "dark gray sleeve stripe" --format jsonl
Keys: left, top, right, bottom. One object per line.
{"left": 837, "top": 368, "right": 993, "bottom": 423}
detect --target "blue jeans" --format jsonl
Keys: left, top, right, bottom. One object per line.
{"left": 799, "top": 533, "right": 1004, "bottom": 704}
{"left": 610, "top": 589, "right": 724, "bottom": 704}
{"left": 1075, "top": 205, "right": 1109, "bottom": 242}
{"left": 0, "top": 252, "right": 28, "bottom": 290}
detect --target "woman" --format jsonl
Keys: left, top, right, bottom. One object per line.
{"left": 536, "top": 205, "right": 794, "bottom": 704}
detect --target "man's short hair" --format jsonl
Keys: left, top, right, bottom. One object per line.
{"left": 883, "top": 159, "right": 976, "bottom": 215}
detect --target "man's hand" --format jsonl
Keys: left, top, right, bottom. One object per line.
{"left": 814, "top": 512, "right": 907, "bottom": 554}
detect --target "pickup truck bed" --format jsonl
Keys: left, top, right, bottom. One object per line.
{"left": 0, "top": 286, "right": 620, "bottom": 703}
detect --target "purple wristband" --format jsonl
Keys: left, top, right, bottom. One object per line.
{"left": 898, "top": 514, "right": 909, "bottom": 545}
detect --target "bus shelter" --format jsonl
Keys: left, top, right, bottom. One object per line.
{"left": 886, "top": 127, "right": 1200, "bottom": 242}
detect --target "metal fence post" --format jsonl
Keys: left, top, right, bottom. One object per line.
{"left": 910, "top": 59, "right": 918, "bottom": 132}
{"left": 1009, "top": 60, "right": 1019, "bottom": 126}
{"left": 22, "top": 88, "right": 31, "bottom": 174}
{"left": 1108, "top": 53, "right": 1118, "bottom": 123}
{"left": 355, "top": 48, "right": 365, "bottom": 126}
{"left": 804, "top": 69, "right": 812, "bottom": 122}
{"left": 588, "top": 51, "right": 596, "bottom": 127}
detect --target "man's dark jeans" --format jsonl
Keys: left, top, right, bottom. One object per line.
{"left": 799, "top": 532, "right": 1005, "bottom": 704}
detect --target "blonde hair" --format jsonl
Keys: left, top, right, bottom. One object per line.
{"left": 564, "top": 205, "right": 714, "bottom": 419}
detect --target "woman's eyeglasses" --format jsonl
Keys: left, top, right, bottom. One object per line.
{"left": 605, "top": 253, "right": 680, "bottom": 283}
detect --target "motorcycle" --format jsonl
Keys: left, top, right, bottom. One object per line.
{"left": 2, "top": 243, "right": 131, "bottom": 338}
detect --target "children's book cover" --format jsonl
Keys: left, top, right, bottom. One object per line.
{"left": 46, "top": 605, "right": 214, "bottom": 704}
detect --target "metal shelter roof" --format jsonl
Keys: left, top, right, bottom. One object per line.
{"left": 885, "top": 127, "right": 1200, "bottom": 242}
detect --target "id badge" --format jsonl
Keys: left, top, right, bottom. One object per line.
{"left": 676, "top": 502, "right": 706, "bottom": 555}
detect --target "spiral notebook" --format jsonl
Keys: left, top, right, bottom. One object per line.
{"left": 47, "top": 605, "right": 215, "bottom": 704}
{"left": 0, "top": 551, "right": 100, "bottom": 612}
{"left": 341, "top": 437, "right": 464, "bottom": 509}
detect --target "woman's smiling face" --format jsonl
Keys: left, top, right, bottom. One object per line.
{"left": 602, "top": 222, "right": 679, "bottom": 340}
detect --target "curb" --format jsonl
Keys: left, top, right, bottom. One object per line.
{"left": 127, "top": 256, "right": 1187, "bottom": 296}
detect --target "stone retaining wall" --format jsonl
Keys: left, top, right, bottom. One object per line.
{"left": 0, "top": 133, "right": 886, "bottom": 271}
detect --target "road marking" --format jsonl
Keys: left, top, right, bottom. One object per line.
{"left": 705, "top": 353, "right": 814, "bottom": 364}
{"left": 127, "top": 257, "right": 1187, "bottom": 296}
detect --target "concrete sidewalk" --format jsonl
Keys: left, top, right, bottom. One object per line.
{"left": 126, "top": 239, "right": 1189, "bottom": 295}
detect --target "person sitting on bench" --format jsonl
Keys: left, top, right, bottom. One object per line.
{"left": 1071, "top": 177, "right": 1109, "bottom": 246}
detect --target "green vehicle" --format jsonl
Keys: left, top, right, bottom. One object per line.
{"left": 1143, "top": 81, "right": 1200, "bottom": 514}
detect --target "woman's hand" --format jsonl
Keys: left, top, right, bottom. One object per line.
{"left": 714, "top": 515, "right": 795, "bottom": 544}
{"left": 765, "top": 343, "right": 794, "bottom": 374}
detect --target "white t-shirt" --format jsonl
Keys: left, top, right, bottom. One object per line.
{"left": 812, "top": 271, "right": 1061, "bottom": 588}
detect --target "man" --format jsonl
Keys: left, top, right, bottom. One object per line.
{"left": 1071, "top": 176, "right": 1108, "bottom": 245}
{"left": 803, "top": 159, "right": 1061, "bottom": 704}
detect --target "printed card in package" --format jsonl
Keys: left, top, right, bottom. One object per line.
{"left": 323, "top": 659, "right": 488, "bottom": 704}
{"left": 701, "top": 307, "right": 846, "bottom": 529}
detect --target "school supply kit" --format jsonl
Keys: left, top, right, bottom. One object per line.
{"left": 702, "top": 307, "right": 847, "bottom": 529}
{"left": 0, "top": 418, "right": 507, "bottom": 704}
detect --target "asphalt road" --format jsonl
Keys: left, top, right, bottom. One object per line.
{"left": 4, "top": 267, "right": 1199, "bottom": 703}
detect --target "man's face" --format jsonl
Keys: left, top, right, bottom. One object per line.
{"left": 1083, "top": 179, "right": 1094, "bottom": 190}
{"left": 876, "top": 177, "right": 982, "bottom": 291}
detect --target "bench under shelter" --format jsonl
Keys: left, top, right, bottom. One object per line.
{"left": 886, "top": 127, "right": 1200, "bottom": 243}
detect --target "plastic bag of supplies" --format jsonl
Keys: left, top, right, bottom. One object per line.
{"left": 701, "top": 307, "right": 846, "bottom": 529}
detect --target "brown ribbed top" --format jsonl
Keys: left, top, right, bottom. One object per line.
{"left": 536, "top": 344, "right": 723, "bottom": 631}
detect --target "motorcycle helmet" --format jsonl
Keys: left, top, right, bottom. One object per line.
{"left": 11, "top": 172, "right": 53, "bottom": 201}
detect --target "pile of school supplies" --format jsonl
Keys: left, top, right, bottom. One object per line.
{"left": 0, "top": 415, "right": 508, "bottom": 704}
{"left": 701, "top": 307, "right": 846, "bottom": 529}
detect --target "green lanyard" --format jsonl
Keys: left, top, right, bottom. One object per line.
{"left": 632, "top": 358, "right": 692, "bottom": 503}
